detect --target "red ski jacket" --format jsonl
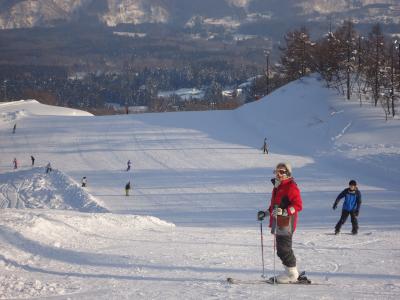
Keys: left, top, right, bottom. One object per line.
{"left": 268, "top": 178, "right": 303, "bottom": 232}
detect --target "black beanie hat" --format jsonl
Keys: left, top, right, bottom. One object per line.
{"left": 349, "top": 180, "right": 357, "bottom": 186}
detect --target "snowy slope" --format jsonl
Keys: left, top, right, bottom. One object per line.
{"left": 0, "top": 77, "right": 400, "bottom": 299}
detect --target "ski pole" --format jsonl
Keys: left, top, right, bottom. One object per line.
{"left": 260, "top": 221, "right": 266, "bottom": 278}
{"left": 273, "top": 204, "right": 278, "bottom": 284}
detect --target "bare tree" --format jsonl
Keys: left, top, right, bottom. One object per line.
{"left": 335, "top": 21, "right": 358, "bottom": 100}
{"left": 354, "top": 34, "right": 368, "bottom": 107}
{"left": 364, "top": 24, "right": 387, "bottom": 107}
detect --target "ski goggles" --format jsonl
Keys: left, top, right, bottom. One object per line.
{"left": 273, "top": 169, "right": 287, "bottom": 175}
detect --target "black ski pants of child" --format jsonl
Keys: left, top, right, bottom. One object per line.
{"left": 276, "top": 234, "right": 296, "bottom": 267}
{"left": 335, "top": 210, "right": 358, "bottom": 233}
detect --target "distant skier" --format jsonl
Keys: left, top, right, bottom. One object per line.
{"left": 31, "top": 155, "right": 35, "bottom": 166}
{"left": 12, "top": 123, "right": 16, "bottom": 134}
{"left": 333, "top": 180, "right": 362, "bottom": 235}
{"left": 45, "top": 162, "right": 52, "bottom": 174}
{"left": 126, "top": 160, "right": 132, "bottom": 171}
{"left": 125, "top": 181, "right": 131, "bottom": 196}
{"left": 257, "top": 162, "right": 303, "bottom": 283}
{"left": 262, "top": 138, "right": 269, "bottom": 154}
{"left": 82, "top": 176, "right": 87, "bottom": 187}
{"left": 13, "top": 158, "right": 18, "bottom": 169}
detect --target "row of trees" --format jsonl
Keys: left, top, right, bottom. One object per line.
{"left": 276, "top": 21, "right": 400, "bottom": 119}
{"left": 2, "top": 21, "right": 398, "bottom": 116}
{"left": 0, "top": 63, "right": 257, "bottom": 112}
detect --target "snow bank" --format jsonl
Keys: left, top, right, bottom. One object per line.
{"left": 0, "top": 109, "right": 27, "bottom": 123}
{"left": 0, "top": 100, "right": 93, "bottom": 117}
{"left": 0, "top": 210, "right": 174, "bottom": 299}
{"left": 0, "top": 167, "right": 108, "bottom": 213}
{"left": 1, "top": 210, "right": 175, "bottom": 239}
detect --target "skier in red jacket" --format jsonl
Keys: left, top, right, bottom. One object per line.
{"left": 258, "top": 162, "right": 303, "bottom": 283}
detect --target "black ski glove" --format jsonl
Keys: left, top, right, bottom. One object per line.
{"left": 257, "top": 211, "right": 266, "bottom": 221}
{"left": 333, "top": 200, "right": 338, "bottom": 210}
{"left": 354, "top": 210, "right": 359, "bottom": 217}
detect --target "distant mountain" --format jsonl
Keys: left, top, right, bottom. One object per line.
{"left": 0, "top": 0, "right": 399, "bottom": 32}
{"left": 0, "top": 0, "right": 242, "bottom": 29}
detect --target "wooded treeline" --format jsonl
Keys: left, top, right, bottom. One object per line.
{"left": 274, "top": 21, "right": 400, "bottom": 119}
{"left": 1, "top": 21, "right": 398, "bottom": 117}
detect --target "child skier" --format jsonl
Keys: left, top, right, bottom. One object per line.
{"left": 333, "top": 180, "right": 362, "bottom": 235}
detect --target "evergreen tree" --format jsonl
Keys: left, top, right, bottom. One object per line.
{"left": 314, "top": 30, "right": 341, "bottom": 87}
{"left": 279, "top": 26, "right": 314, "bottom": 82}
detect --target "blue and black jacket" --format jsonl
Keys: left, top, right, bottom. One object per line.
{"left": 334, "top": 188, "right": 362, "bottom": 212}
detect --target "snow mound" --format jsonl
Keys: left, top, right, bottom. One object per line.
{"left": 234, "top": 75, "right": 346, "bottom": 154}
{"left": 0, "top": 100, "right": 93, "bottom": 117}
{"left": 0, "top": 167, "right": 108, "bottom": 213}
{"left": 1, "top": 210, "right": 175, "bottom": 240}
{"left": 0, "top": 109, "right": 27, "bottom": 123}
{"left": 0, "top": 210, "right": 175, "bottom": 299}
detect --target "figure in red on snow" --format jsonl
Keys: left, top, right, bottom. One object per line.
{"left": 258, "top": 162, "right": 303, "bottom": 283}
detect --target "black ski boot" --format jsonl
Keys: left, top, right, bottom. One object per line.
{"left": 297, "top": 271, "right": 312, "bottom": 284}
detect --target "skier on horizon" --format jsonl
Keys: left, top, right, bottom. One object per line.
{"left": 31, "top": 155, "right": 35, "bottom": 166}
{"left": 12, "top": 123, "right": 16, "bottom": 134}
{"left": 262, "top": 138, "right": 269, "bottom": 154}
{"left": 126, "top": 160, "right": 132, "bottom": 171}
{"left": 333, "top": 180, "right": 362, "bottom": 235}
{"left": 13, "top": 158, "right": 18, "bottom": 169}
{"left": 257, "top": 162, "right": 303, "bottom": 283}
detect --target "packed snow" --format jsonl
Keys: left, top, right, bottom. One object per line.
{"left": 1, "top": 76, "right": 399, "bottom": 299}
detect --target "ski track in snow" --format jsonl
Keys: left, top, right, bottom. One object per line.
{"left": 1, "top": 77, "right": 400, "bottom": 299}
{"left": 331, "top": 121, "right": 352, "bottom": 141}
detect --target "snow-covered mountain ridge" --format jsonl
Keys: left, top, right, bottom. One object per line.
{"left": 0, "top": 0, "right": 398, "bottom": 29}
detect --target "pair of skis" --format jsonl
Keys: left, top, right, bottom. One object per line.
{"left": 228, "top": 218, "right": 316, "bottom": 286}
{"left": 226, "top": 271, "right": 313, "bottom": 285}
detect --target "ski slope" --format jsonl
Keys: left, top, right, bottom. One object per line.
{"left": 1, "top": 76, "right": 400, "bottom": 299}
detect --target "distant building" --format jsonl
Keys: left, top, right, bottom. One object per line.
{"left": 158, "top": 88, "right": 205, "bottom": 101}
{"left": 105, "top": 102, "right": 148, "bottom": 114}
{"left": 68, "top": 72, "right": 87, "bottom": 81}
{"left": 128, "top": 106, "right": 148, "bottom": 113}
